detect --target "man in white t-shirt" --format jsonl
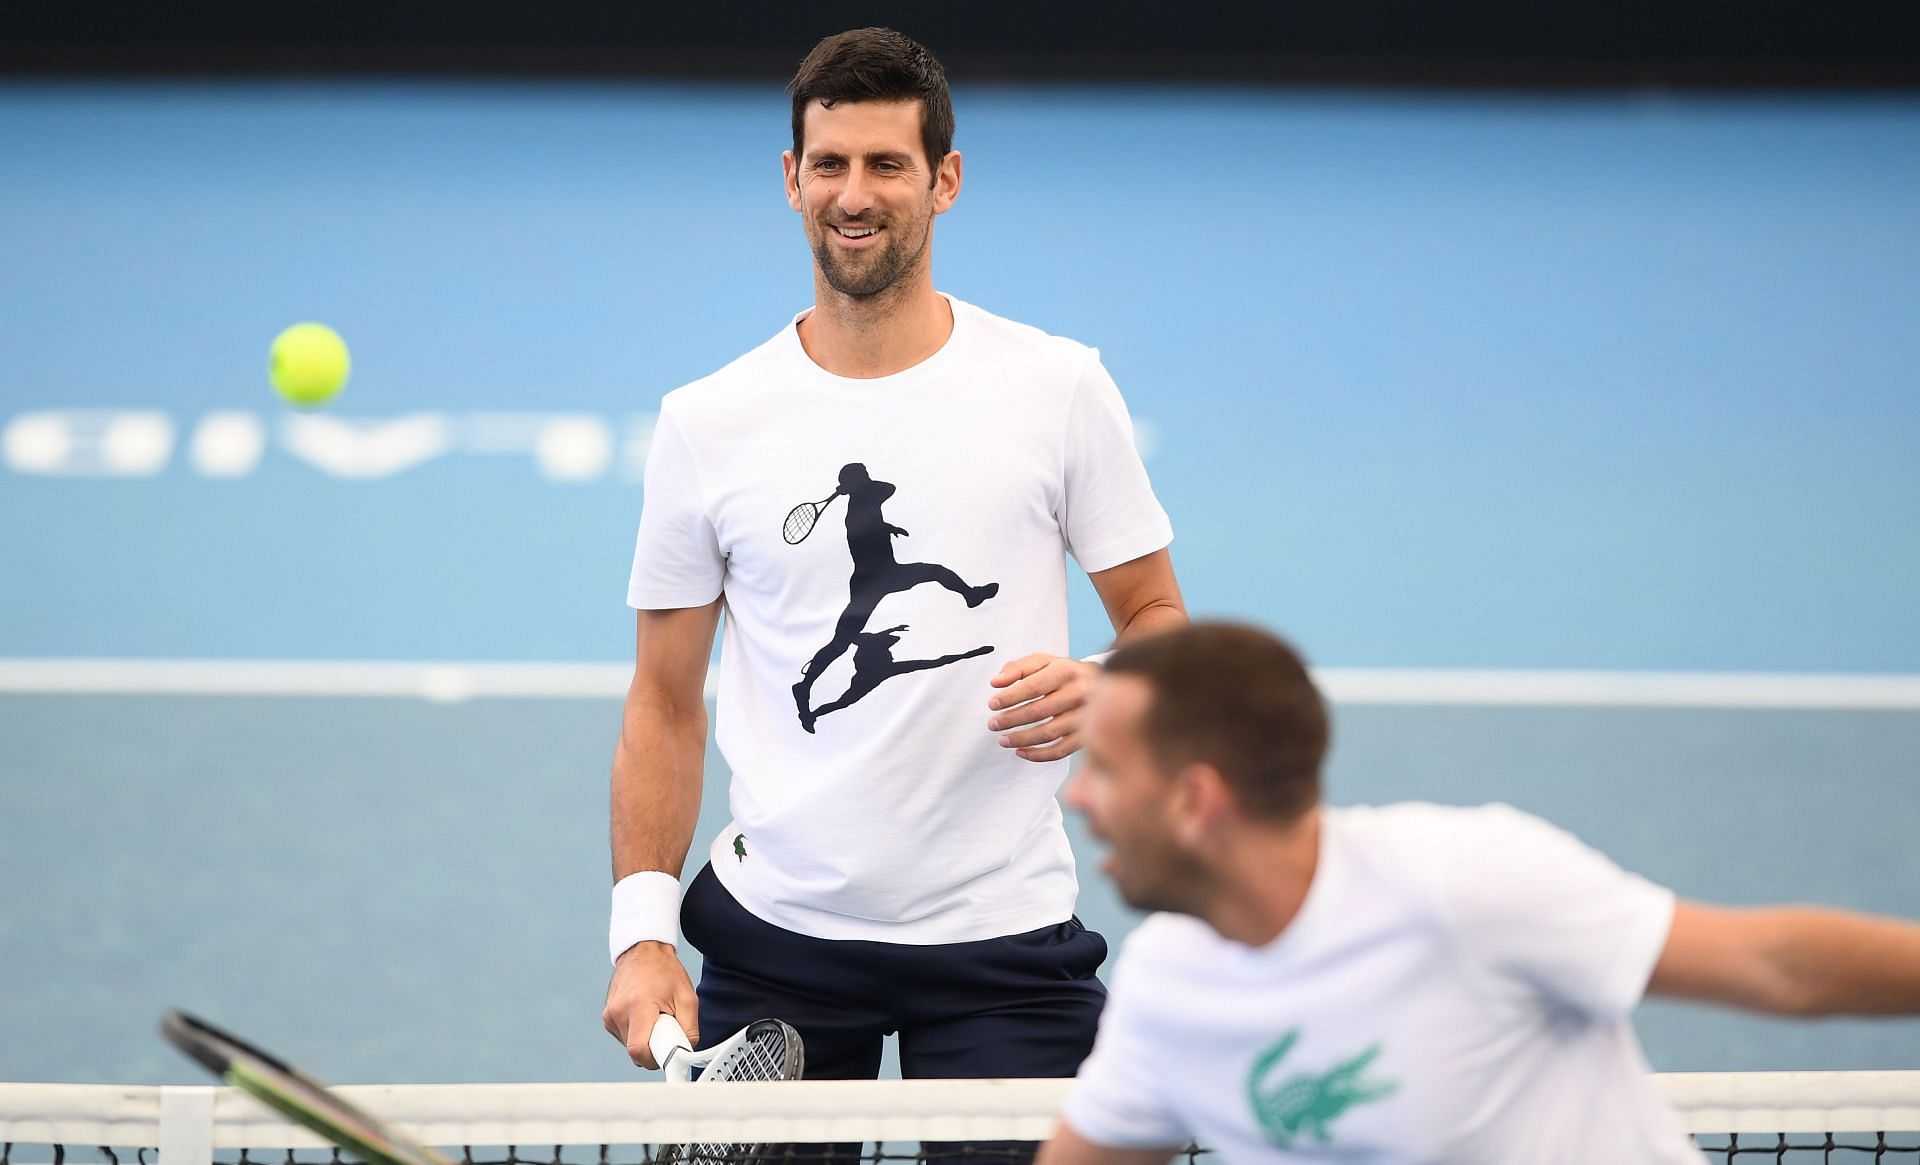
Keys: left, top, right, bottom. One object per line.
{"left": 1044, "top": 623, "right": 1920, "bottom": 1164}
{"left": 599, "top": 27, "right": 1187, "bottom": 1087}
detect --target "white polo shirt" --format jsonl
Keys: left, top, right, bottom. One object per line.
{"left": 1064, "top": 803, "right": 1700, "bottom": 1163}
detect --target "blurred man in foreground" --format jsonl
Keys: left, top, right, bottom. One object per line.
{"left": 1043, "top": 622, "right": 1920, "bottom": 1163}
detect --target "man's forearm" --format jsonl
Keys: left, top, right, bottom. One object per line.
{"left": 1771, "top": 907, "right": 1920, "bottom": 1016}
{"left": 610, "top": 695, "right": 708, "bottom": 880}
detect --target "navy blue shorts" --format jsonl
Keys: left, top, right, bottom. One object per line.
{"left": 680, "top": 863, "right": 1109, "bottom": 1081}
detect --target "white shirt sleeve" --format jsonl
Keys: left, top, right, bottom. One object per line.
{"left": 1060, "top": 957, "right": 1188, "bottom": 1150}
{"left": 1437, "top": 804, "right": 1676, "bottom": 1021}
{"left": 626, "top": 407, "right": 726, "bottom": 609}
{"left": 1058, "top": 351, "right": 1174, "bottom": 574}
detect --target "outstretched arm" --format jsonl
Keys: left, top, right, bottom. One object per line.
{"left": 990, "top": 548, "right": 1186, "bottom": 762}
{"left": 1648, "top": 900, "right": 1920, "bottom": 1016}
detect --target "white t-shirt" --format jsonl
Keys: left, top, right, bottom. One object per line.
{"left": 1063, "top": 803, "right": 1699, "bottom": 1163}
{"left": 628, "top": 295, "right": 1173, "bottom": 943}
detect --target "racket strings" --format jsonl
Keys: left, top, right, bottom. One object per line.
{"left": 732, "top": 1032, "right": 788, "bottom": 1082}
{"left": 705, "top": 1028, "right": 795, "bottom": 1083}
{"left": 782, "top": 502, "right": 831, "bottom": 545}
{"left": 782, "top": 506, "right": 817, "bottom": 544}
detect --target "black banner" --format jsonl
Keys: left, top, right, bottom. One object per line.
{"left": 5, "top": 0, "right": 1918, "bottom": 85}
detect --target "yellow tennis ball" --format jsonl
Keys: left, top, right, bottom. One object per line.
{"left": 269, "top": 323, "right": 350, "bottom": 408}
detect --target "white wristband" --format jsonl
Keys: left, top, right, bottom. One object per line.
{"left": 1081, "top": 650, "right": 1114, "bottom": 667}
{"left": 609, "top": 871, "right": 682, "bottom": 964}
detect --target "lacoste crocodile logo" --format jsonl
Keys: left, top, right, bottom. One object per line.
{"left": 1246, "top": 1029, "right": 1396, "bottom": 1147}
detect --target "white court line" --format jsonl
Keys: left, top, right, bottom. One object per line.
{"left": 1, "top": 658, "right": 1919, "bottom": 708}
{"left": 0, "top": 659, "right": 637, "bottom": 704}
{"left": 1315, "top": 668, "right": 1920, "bottom": 709}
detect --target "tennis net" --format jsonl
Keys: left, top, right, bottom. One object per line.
{"left": 4, "top": 1074, "right": 1919, "bottom": 1165}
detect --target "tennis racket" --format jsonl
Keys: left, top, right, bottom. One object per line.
{"left": 650, "top": 1014, "right": 804, "bottom": 1165}
{"left": 650, "top": 1013, "right": 804, "bottom": 1084}
{"left": 782, "top": 492, "right": 839, "bottom": 545}
{"left": 160, "top": 1009, "right": 449, "bottom": 1165}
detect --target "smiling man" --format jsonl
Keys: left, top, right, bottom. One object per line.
{"left": 601, "top": 27, "right": 1187, "bottom": 1089}
{"left": 1046, "top": 623, "right": 1920, "bottom": 1163}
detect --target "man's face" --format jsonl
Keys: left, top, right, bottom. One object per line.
{"left": 1065, "top": 675, "right": 1206, "bottom": 915}
{"left": 784, "top": 99, "right": 959, "bottom": 299}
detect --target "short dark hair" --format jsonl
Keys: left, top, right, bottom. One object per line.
{"left": 788, "top": 28, "right": 954, "bottom": 181}
{"left": 1105, "top": 623, "right": 1329, "bottom": 823}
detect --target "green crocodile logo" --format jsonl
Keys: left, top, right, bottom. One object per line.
{"left": 1246, "top": 1029, "right": 1396, "bottom": 1147}
{"left": 733, "top": 833, "right": 748, "bottom": 862}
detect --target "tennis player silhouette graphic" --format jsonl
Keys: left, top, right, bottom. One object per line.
{"left": 790, "top": 463, "right": 999, "bottom": 733}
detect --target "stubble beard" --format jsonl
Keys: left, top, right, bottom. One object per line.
{"left": 811, "top": 210, "right": 931, "bottom": 300}
{"left": 1113, "top": 840, "right": 1212, "bottom": 919}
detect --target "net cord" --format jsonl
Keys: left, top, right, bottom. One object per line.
{"left": 4, "top": 1073, "right": 1919, "bottom": 1165}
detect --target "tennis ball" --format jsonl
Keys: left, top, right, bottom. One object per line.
{"left": 269, "top": 323, "right": 351, "bottom": 408}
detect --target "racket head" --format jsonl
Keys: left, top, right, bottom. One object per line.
{"left": 161, "top": 1010, "right": 451, "bottom": 1165}
{"left": 654, "top": 1018, "right": 805, "bottom": 1165}
{"left": 652, "top": 1015, "right": 804, "bottom": 1084}
{"left": 782, "top": 502, "right": 821, "bottom": 545}
{"left": 691, "top": 1019, "right": 805, "bottom": 1083}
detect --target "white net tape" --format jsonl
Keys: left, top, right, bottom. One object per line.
{"left": 2, "top": 1074, "right": 1918, "bottom": 1164}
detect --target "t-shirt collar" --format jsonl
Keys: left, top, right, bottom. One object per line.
{"left": 779, "top": 292, "right": 973, "bottom": 396}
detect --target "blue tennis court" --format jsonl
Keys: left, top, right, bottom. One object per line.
{"left": 2, "top": 81, "right": 1917, "bottom": 1085}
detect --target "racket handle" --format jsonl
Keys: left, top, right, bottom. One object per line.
{"left": 649, "top": 1013, "right": 693, "bottom": 1072}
